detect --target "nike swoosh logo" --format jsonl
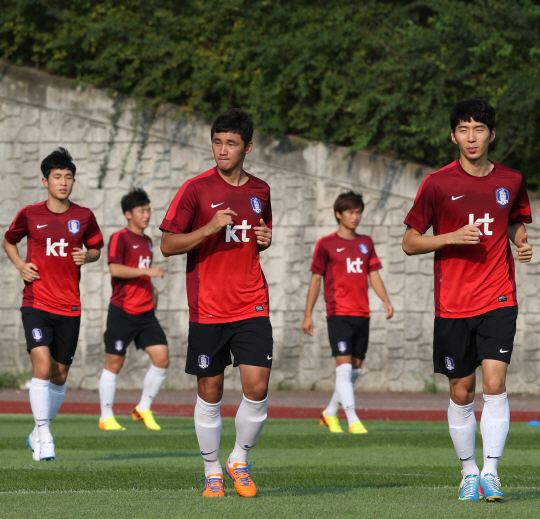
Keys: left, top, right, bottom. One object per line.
{"left": 37, "top": 224, "right": 48, "bottom": 228}
{"left": 500, "top": 349, "right": 510, "bottom": 353}
{"left": 451, "top": 195, "right": 465, "bottom": 200}
{"left": 267, "top": 356, "right": 273, "bottom": 360}
{"left": 38, "top": 423, "right": 47, "bottom": 427}
{"left": 133, "top": 245, "right": 140, "bottom": 248}
{"left": 459, "top": 455, "right": 474, "bottom": 461}
{"left": 487, "top": 455, "right": 500, "bottom": 459}
{"left": 244, "top": 444, "right": 256, "bottom": 449}
{"left": 211, "top": 202, "right": 224, "bottom": 208}
{"left": 201, "top": 449, "right": 217, "bottom": 456}
{"left": 337, "top": 248, "right": 345, "bottom": 252}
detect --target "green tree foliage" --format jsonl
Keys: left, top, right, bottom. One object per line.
{"left": 2, "top": 1, "right": 540, "bottom": 186}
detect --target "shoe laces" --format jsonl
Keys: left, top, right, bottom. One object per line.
{"left": 203, "top": 477, "right": 223, "bottom": 494}
{"left": 460, "top": 474, "right": 479, "bottom": 498}
{"left": 234, "top": 462, "right": 255, "bottom": 486}
{"left": 483, "top": 474, "right": 502, "bottom": 492}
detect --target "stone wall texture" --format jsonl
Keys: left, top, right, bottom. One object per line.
{"left": 1, "top": 65, "right": 539, "bottom": 394}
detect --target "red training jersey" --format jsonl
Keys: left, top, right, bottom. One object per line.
{"left": 4, "top": 201, "right": 104, "bottom": 316}
{"left": 311, "top": 233, "right": 382, "bottom": 318}
{"left": 160, "top": 167, "right": 272, "bottom": 324}
{"left": 108, "top": 228, "right": 154, "bottom": 315}
{"left": 404, "top": 160, "right": 532, "bottom": 318}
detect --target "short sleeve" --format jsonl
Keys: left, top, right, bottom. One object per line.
{"left": 160, "top": 181, "right": 198, "bottom": 234}
{"left": 404, "top": 175, "right": 436, "bottom": 234}
{"left": 262, "top": 194, "right": 272, "bottom": 229}
{"left": 367, "top": 240, "right": 382, "bottom": 273}
{"left": 310, "top": 239, "right": 328, "bottom": 276}
{"left": 509, "top": 178, "right": 532, "bottom": 224}
{"left": 4, "top": 206, "right": 29, "bottom": 244}
{"left": 108, "top": 232, "right": 126, "bottom": 264}
{"left": 83, "top": 211, "right": 104, "bottom": 249}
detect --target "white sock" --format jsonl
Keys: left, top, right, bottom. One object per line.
{"left": 324, "top": 391, "right": 340, "bottom": 416}
{"left": 351, "top": 368, "right": 362, "bottom": 387}
{"left": 229, "top": 395, "right": 268, "bottom": 465}
{"left": 194, "top": 396, "right": 222, "bottom": 477}
{"left": 99, "top": 369, "right": 118, "bottom": 421}
{"left": 49, "top": 381, "right": 66, "bottom": 423}
{"left": 29, "top": 378, "right": 53, "bottom": 443}
{"left": 335, "top": 364, "right": 359, "bottom": 426}
{"left": 480, "top": 392, "right": 510, "bottom": 478}
{"left": 448, "top": 399, "right": 479, "bottom": 476}
{"left": 138, "top": 365, "right": 167, "bottom": 411}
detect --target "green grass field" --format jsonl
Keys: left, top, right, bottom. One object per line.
{"left": 0, "top": 415, "right": 538, "bottom": 518}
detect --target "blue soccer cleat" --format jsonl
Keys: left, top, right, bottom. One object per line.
{"left": 480, "top": 474, "right": 505, "bottom": 502}
{"left": 458, "top": 471, "right": 481, "bottom": 501}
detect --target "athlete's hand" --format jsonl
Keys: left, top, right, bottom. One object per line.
{"left": 71, "top": 247, "right": 88, "bottom": 266}
{"left": 206, "top": 208, "right": 238, "bottom": 236}
{"left": 146, "top": 266, "right": 164, "bottom": 278}
{"left": 449, "top": 223, "right": 481, "bottom": 245}
{"left": 19, "top": 262, "right": 40, "bottom": 282}
{"left": 384, "top": 301, "right": 394, "bottom": 319}
{"left": 301, "top": 316, "right": 314, "bottom": 336}
{"left": 517, "top": 232, "right": 532, "bottom": 263}
{"left": 254, "top": 219, "right": 272, "bottom": 249}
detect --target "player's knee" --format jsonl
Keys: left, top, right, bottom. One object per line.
{"left": 482, "top": 378, "right": 506, "bottom": 395}
{"left": 153, "top": 357, "right": 169, "bottom": 369}
{"left": 243, "top": 384, "right": 268, "bottom": 402}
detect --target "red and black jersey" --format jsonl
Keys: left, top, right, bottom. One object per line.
{"left": 311, "top": 233, "right": 382, "bottom": 318}
{"left": 160, "top": 167, "right": 272, "bottom": 323}
{"left": 4, "top": 201, "right": 104, "bottom": 316}
{"left": 108, "top": 229, "right": 154, "bottom": 315}
{"left": 404, "top": 160, "right": 532, "bottom": 318}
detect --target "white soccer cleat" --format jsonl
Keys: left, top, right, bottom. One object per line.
{"left": 26, "top": 433, "right": 41, "bottom": 461}
{"left": 39, "top": 440, "right": 55, "bottom": 461}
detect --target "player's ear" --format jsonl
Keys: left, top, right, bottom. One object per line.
{"left": 335, "top": 211, "right": 342, "bottom": 221}
{"left": 450, "top": 131, "right": 458, "bottom": 145}
{"left": 125, "top": 211, "right": 132, "bottom": 221}
{"left": 244, "top": 141, "right": 253, "bottom": 155}
{"left": 490, "top": 128, "right": 496, "bottom": 142}
{"left": 42, "top": 177, "right": 48, "bottom": 188}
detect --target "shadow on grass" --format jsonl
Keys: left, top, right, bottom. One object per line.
{"left": 90, "top": 451, "right": 200, "bottom": 461}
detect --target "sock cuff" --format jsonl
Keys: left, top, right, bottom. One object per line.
{"left": 351, "top": 368, "right": 361, "bottom": 376}
{"left": 449, "top": 399, "right": 474, "bottom": 415}
{"left": 31, "top": 378, "right": 50, "bottom": 388}
{"left": 242, "top": 394, "right": 268, "bottom": 406}
{"left": 196, "top": 395, "right": 222, "bottom": 414}
{"left": 336, "top": 363, "right": 352, "bottom": 375}
{"left": 101, "top": 369, "right": 118, "bottom": 382}
{"left": 49, "top": 381, "right": 67, "bottom": 392}
{"left": 149, "top": 365, "right": 168, "bottom": 377}
{"left": 483, "top": 392, "right": 508, "bottom": 403}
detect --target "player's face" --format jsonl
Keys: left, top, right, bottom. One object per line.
{"left": 212, "top": 132, "right": 252, "bottom": 173}
{"left": 42, "top": 168, "right": 75, "bottom": 200}
{"left": 336, "top": 207, "right": 363, "bottom": 230}
{"left": 126, "top": 204, "right": 151, "bottom": 231}
{"left": 451, "top": 119, "right": 495, "bottom": 162}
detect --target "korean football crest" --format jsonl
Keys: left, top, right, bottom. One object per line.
{"left": 250, "top": 197, "right": 262, "bottom": 214}
{"left": 32, "top": 328, "right": 43, "bottom": 342}
{"left": 359, "top": 243, "right": 369, "bottom": 255}
{"left": 445, "top": 356, "right": 455, "bottom": 371}
{"left": 337, "top": 341, "right": 347, "bottom": 353}
{"left": 495, "top": 188, "right": 509, "bottom": 207}
{"left": 115, "top": 340, "right": 124, "bottom": 352}
{"left": 198, "top": 355, "right": 210, "bottom": 370}
{"left": 68, "top": 219, "right": 80, "bottom": 235}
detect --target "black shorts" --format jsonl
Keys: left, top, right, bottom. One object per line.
{"left": 21, "top": 307, "right": 80, "bottom": 365}
{"left": 186, "top": 317, "right": 273, "bottom": 377}
{"left": 327, "top": 316, "right": 370, "bottom": 359}
{"left": 434, "top": 306, "right": 518, "bottom": 379}
{"left": 104, "top": 304, "right": 168, "bottom": 356}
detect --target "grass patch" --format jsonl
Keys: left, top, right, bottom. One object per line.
{"left": 0, "top": 415, "right": 538, "bottom": 518}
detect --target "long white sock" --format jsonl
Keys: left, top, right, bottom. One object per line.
{"left": 448, "top": 399, "right": 479, "bottom": 476}
{"left": 325, "top": 390, "right": 340, "bottom": 416}
{"left": 335, "top": 364, "right": 359, "bottom": 426}
{"left": 194, "top": 396, "right": 222, "bottom": 477}
{"left": 229, "top": 395, "right": 268, "bottom": 465}
{"left": 99, "top": 369, "right": 118, "bottom": 421}
{"left": 351, "top": 368, "right": 362, "bottom": 387}
{"left": 138, "top": 365, "right": 167, "bottom": 411}
{"left": 29, "top": 378, "right": 53, "bottom": 443}
{"left": 49, "top": 381, "right": 67, "bottom": 423}
{"left": 480, "top": 392, "right": 510, "bottom": 478}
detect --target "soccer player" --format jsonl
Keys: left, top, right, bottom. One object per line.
{"left": 160, "top": 108, "right": 272, "bottom": 498}
{"left": 402, "top": 97, "right": 532, "bottom": 502}
{"left": 98, "top": 188, "right": 169, "bottom": 432}
{"left": 302, "top": 192, "right": 394, "bottom": 434}
{"left": 3, "top": 148, "right": 104, "bottom": 461}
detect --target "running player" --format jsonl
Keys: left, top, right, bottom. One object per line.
{"left": 3, "top": 148, "right": 104, "bottom": 461}
{"left": 402, "top": 97, "right": 532, "bottom": 502}
{"left": 98, "top": 188, "right": 169, "bottom": 432}
{"left": 302, "top": 191, "right": 393, "bottom": 434}
{"left": 160, "top": 108, "right": 272, "bottom": 498}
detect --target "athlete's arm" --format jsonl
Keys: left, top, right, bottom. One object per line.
{"left": 368, "top": 270, "right": 394, "bottom": 319}
{"left": 72, "top": 248, "right": 101, "bottom": 266}
{"left": 3, "top": 238, "right": 40, "bottom": 282}
{"left": 152, "top": 285, "right": 159, "bottom": 310}
{"left": 301, "top": 273, "right": 322, "bottom": 336}
{"left": 402, "top": 224, "right": 481, "bottom": 255}
{"left": 254, "top": 219, "right": 272, "bottom": 251}
{"left": 508, "top": 223, "right": 532, "bottom": 263}
{"left": 109, "top": 263, "right": 164, "bottom": 279}
{"left": 161, "top": 208, "right": 237, "bottom": 257}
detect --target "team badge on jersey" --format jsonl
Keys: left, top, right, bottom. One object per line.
{"left": 445, "top": 356, "right": 455, "bottom": 371}
{"left": 495, "top": 188, "right": 509, "bottom": 207}
{"left": 68, "top": 219, "right": 81, "bottom": 235}
{"left": 250, "top": 197, "right": 262, "bottom": 214}
{"left": 32, "top": 328, "right": 43, "bottom": 341}
{"left": 198, "top": 355, "right": 210, "bottom": 370}
{"left": 337, "top": 341, "right": 347, "bottom": 353}
{"left": 148, "top": 242, "right": 153, "bottom": 253}
{"left": 115, "top": 340, "right": 124, "bottom": 352}
{"left": 359, "top": 243, "right": 369, "bottom": 255}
